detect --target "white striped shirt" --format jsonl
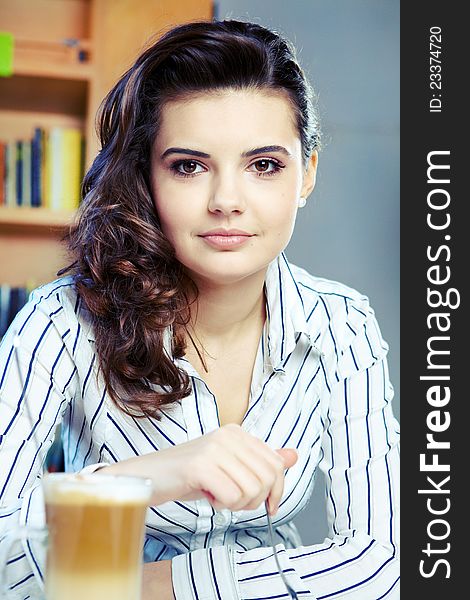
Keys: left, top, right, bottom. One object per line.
{"left": 0, "top": 252, "right": 400, "bottom": 599}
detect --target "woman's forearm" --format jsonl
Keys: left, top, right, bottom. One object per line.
{"left": 142, "top": 560, "right": 174, "bottom": 600}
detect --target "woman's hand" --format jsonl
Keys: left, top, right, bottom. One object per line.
{"left": 101, "top": 423, "right": 298, "bottom": 515}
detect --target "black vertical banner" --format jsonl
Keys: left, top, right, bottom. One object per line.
{"left": 401, "top": 3, "right": 465, "bottom": 597}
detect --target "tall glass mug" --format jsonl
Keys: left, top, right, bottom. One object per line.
{"left": 0, "top": 473, "right": 153, "bottom": 600}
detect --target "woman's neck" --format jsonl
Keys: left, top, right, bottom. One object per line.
{"left": 186, "top": 268, "right": 267, "bottom": 353}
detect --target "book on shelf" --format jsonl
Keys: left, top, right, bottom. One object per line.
{"left": 0, "top": 142, "right": 5, "bottom": 206}
{"left": 47, "top": 127, "right": 83, "bottom": 210}
{"left": 0, "top": 284, "right": 29, "bottom": 338}
{"left": 5, "top": 141, "right": 16, "bottom": 207}
{"left": 1, "top": 126, "right": 84, "bottom": 211}
{"left": 31, "top": 127, "right": 43, "bottom": 207}
{"left": 15, "top": 140, "right": 23, "bottom": 206}
{"left": 22, "top": 140, "right": 32, "bottom": 207}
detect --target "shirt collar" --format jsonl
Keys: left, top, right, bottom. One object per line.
{"left": 263, "top": 251, "right": 314, "bottom": 372}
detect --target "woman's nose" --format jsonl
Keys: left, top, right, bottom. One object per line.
{"left": 207, "top": 176, "right": 246, "bottom": 215}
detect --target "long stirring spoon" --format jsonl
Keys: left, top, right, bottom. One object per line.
{"left": 265, "top": 500, "right": 299, "bottom": 599}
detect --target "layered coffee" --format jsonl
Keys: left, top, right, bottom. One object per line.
{"left": 43, "top": 474, "right": 152, "bottom": 600}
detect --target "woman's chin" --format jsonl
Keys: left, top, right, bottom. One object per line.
{"left": 184, "top": 259, "right": 269, "bottom": 288}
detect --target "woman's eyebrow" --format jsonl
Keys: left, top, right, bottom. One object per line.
{"left": 160, "top": 145, "right": 292, "bottom": 160}
{"left": 161, "top": 147, "right": 210, "bottom": 159}
{"left": 242, "top": 145, "right": 292, "bottom": 158}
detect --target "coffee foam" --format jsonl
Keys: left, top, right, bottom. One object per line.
{"left": 43, "top": 474, "right": 152, "bottom": 505}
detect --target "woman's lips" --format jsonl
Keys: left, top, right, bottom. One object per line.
{"left": 199, "top": 234, "right": 253, "bottom": 249}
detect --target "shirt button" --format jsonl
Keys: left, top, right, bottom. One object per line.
{"left": 214, "top": 511, "right": 229, "bottom": 526}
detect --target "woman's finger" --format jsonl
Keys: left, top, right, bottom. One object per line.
{"left": 196, "top": 464, "right": 244, "bottom": 509}
{"left": 211, "top": 451, "right": 271, "bottom": 511}
{"left": 276, "top": 447, "right": 298, "bottom": 469}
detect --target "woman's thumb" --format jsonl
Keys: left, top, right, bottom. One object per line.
{"left": 276, "top": 448, "right": 298, "bottom": 469}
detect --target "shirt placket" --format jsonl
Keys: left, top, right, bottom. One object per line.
{"left": 178, "top": 360, "right": 232, "bottom": 548}
{"left": 242, "top": 322, "right": 284, "bottom": 432}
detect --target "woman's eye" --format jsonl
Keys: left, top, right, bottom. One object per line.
{"left": 249, "top": 159, "right": 284, "bottom": 177}
{"left": 170, "top": 160, "right": 205, "bottom": 177}
{"left": 169, "top": 158, "right": 284, "bottom": 178}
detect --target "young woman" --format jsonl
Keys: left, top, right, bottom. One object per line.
{"left": 0, "top": 20, "right": 400, "bottom": 599}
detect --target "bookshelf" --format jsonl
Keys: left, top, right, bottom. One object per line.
{"left": 0, "top": 206, "right": 74, "bottom": 231}
{"left": 0, "top": 0, "right": 213, "bottom": 291}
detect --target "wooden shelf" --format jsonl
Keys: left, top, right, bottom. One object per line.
{"left": 0, "top": 207, "right": 76, "bottom": 232}
{"left": 13, "top": 38, "right": 94, "bottom": 81}
{"left": 13, "top": 58, "right": 94, "bottom": 82}
{"left": 0, "top": 75, "right": 88, "bottom": 119}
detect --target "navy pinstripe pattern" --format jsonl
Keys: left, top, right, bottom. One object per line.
{"left": 0, "top": 252, "right": 399, "bottom": 599}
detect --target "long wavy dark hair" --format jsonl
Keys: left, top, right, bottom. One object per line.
{"left": 59, "top": 19, "right": 321, "bottom": 419}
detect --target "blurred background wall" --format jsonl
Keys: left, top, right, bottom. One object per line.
{"left": 214, "top": 0, "right": 400, "bottom": 542}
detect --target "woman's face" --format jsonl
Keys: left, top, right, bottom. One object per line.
{"left": 150, "top": 89, "right": 317, "bottom": 287}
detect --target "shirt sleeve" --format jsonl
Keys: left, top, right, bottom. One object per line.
{"left": 0, "top": 295, "right": 79, "bottom": 597}
{"left": 171, "top": 303, "right": 400, "bottom": 600}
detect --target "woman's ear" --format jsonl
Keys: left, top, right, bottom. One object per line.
{"left": 300, "top": 151, "right": 318, "bottom": 200}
